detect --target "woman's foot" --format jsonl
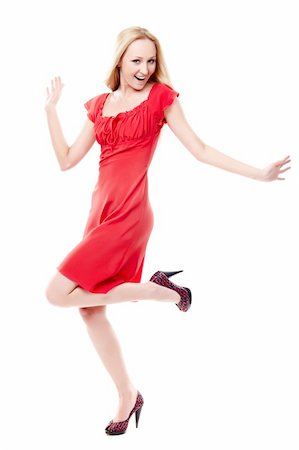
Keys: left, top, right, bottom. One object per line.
{"left": 149, "top": 271, "right": 192, "bottom": 312}
{"left": 148, "top": 281, "right": 181, "bottom": 303}
{"left": 105, "top": 390, "right": 144, "bottom": 435}
{"left": 112, "top": 387, "right": 138, "bottom": 422}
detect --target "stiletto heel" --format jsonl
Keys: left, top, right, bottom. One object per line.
{"left": 105, "top": 391, "right": 144, "bottom": 435}
{"left": 135, "top": 405, "right": 142, "bottom": 428}
{"left": 149, "top": 270, "right": 192, "bottom": 312}
{"left": 161, "top": 270, "right": 183, "bottom": 278}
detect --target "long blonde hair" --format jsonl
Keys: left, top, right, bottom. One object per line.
{"left": 104, "top": 26, "right": 173, "bottom": 91}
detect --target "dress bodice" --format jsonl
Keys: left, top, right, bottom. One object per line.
{"left": 84, "top": 82, "right": 180, "bottom": 147}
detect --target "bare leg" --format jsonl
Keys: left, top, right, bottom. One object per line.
{"left": 45, "top": 272, "right": 181, "bottom": 421}
{"left": 79, "top": 305, "right": 138, "bottom": 422}
{"left": 46, "top": 272, "right": 180, "bottom": 308}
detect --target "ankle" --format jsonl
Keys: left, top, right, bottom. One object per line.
{"left": 117, "top": 385, "right": 137, "bottom": 399}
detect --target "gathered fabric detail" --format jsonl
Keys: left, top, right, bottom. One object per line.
{"left": 94, "top": 98, "right": 159, "bottom": 146}
{"left": 84, "top": 82, "right": 180, "bottom": 147}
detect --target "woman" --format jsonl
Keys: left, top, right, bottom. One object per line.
{"left": 44, "top": 26, "right": 291, "bottom": 435}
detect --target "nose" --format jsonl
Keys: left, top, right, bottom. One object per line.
{"left": 139, "top": 63, "right": 149, "bottom": 75}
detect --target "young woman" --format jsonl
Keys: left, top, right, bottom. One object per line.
{"left": 44, "top": 26, "right": 291, "bottom": 435}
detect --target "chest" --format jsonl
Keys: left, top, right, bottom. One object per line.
{"left": 102, "top": 86, "right": 154, "bottom": 118}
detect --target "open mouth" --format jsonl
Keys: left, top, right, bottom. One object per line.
{"left": 135, "top": 76, "right": 145, "bottom": 81}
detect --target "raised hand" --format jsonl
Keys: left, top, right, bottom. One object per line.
{"left": 45, "top": 76, "right": 65, "bottom": 110}
{"left": 260, "top": 155, "right": 291, "bottom": 181}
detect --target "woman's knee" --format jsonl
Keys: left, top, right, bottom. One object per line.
{"left": 45, "top": 282, "right": 61, "bottom": 306}
{"left": 45, "top": 271, "right": 78, "bottom": 306}
{"left": 79, "top": 305, "right": 107, "bottom": 321}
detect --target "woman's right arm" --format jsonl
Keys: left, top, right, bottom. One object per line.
{"left": 45, "top": 76, "right": 96, "bottom": 171}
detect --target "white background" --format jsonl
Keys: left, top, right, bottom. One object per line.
{"left": 0, "top": 0, "right": 298, "bottom": 449}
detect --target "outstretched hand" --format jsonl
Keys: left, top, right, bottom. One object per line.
{"left": 260, "top": 155, "right": 291, "bottom": 181}
{"left": 45, "top": 76, "right": 64, "bottom": 110}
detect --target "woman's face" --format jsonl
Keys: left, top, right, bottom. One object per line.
{"left": 118, "top": 38, "right": 157, "bottom": 90}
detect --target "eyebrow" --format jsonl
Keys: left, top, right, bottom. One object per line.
{"left": 132, "top": 56, "right": 156, "bottom": 59}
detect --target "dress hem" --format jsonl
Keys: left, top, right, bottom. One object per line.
{"left": 56, "top": 266, "right": 134, "bottom": 294}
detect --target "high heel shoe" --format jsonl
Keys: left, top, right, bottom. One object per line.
{"left": 105, "top": 391, "right": 144, "bottom": 435}
{"left": 160, "top": 270, "right": 183, "bottom": 278}
{"left": 149, "top": 270, "right": 192, "bottom": 312}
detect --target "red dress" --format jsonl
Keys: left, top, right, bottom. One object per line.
{"left": 57, "top": 82, "right": 179, "bottom": 293}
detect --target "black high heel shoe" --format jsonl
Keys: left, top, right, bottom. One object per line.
{"left": 105, "top": 391, "right": 144, "bottom": 435}
{"left": 161, "top": 270, "right": 183, "bottom": 278}
{"left": 149, "top": 270, "right": 192, "bottom": 312}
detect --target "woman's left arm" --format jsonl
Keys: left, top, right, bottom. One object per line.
{"left": 165, "top": 99, "right": 291, "bottom": 182}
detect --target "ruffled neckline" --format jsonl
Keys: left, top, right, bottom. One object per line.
{"left": 99, "top": 82, "right": 159, "bottom": 120}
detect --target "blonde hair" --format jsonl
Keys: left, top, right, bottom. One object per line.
{"left": 104, "top": 26, "right": 174, "bottom": 91}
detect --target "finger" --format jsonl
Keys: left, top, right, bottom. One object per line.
{"left": 275, "top": 155, "right": 291, "bottom": 166}
{"left": 280, "top": 167, "right": 291, "bottom": 173}
{"left": 276, "top": 159, "right": 290, "bottom": 167}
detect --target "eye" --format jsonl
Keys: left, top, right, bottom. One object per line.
{"left": 132, "top": 59, "right": 156, "bottom": 64}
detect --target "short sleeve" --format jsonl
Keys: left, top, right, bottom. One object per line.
{"left": 156, "top": 84, "right": 180, "bottom": 125}
{"left": 84, "top": 96, "right": 97, "bottom": 123}
{"left": 84, "top": 94, "right": 104, "bottom": 123}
